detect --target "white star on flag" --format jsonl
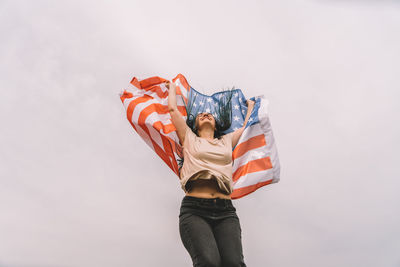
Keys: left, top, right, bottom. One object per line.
{"left": 207, "top": 98, "right": 212, "bottom": 103}
{"left": 199, "top": 101, "right": 204, "bottom": 106}
{"left": 234, "top": 104, "right": 239, "bottom": 110}
{"left": 233, "top": 115, "right": 239, "bottom": 121}
{"left": 206, "top": 108, "right": 211, "bottom": 113}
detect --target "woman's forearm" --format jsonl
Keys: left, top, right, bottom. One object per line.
{"left": 243, "top": 103, "right": 254, "bottom": 126}
{"left": 167, "top": 82, "right": 178, "bottom": 111}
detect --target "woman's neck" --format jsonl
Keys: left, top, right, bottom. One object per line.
{"left": 198, "top": 127, "right": 214, "bottom": 140}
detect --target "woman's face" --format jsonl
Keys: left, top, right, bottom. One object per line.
{"left": 195, "top": 112, "right": 216, "bottom": 130}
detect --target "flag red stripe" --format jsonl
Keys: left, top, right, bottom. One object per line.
{"left": 120, "top": 90, "right": 134, "bottom": 102}
{"left": 232, "top": 157, "right": 272, "bottom": 182}
{"left": 131, "top": 76, "right": 168, "bottom": 90}
{"left": 231, "top": 179, "right": 274, "bottom": 199}
{"left": 173, "top": 74, "right": 190, "bottom": 104}
{"left": 159, "top": 134, "right": 180, "bottom": 175}
{"left": 131, "top": 76, "right": 188, "bottom": 105}
{"left": 127, "top": 95, "right": 153, "bottom": 129}
{"left": 132, "top": 101, "right": 186, "bottom": 117}
{"left": 153, "top": 121, "right": 176, "bottom": 134}
{"left": 136, "top": 101, "right": 186, "bottom": 173}
{"left": 176, "top": 85, "right": 188, "bottom": 105}
{"left": 127, "top": 96, "right": 174, "bottom": 171}
{"left": 148, "top": 136, "right": 175, "bottom": 171}
{"left": 138, "top": 104, "right": 186, "bottom": 124}
{"left": 232, "top": 134, "right": 266, "bottom": 160}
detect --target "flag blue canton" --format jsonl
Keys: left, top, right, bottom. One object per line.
{"left": 186, "top": 88, "right": 259, "bottom": 134}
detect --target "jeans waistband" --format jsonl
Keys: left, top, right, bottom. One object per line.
{"left": 182, "top": 195, "right": 233, "bottom": 206}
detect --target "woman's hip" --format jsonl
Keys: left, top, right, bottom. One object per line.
{"left": 179, "top": 195, "right": 238, "bottom": 221}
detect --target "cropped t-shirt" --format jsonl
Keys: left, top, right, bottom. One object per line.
{"left": 179, "top": 128, "right": 234, "bottom": 195}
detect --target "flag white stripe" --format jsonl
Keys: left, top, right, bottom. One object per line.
{"left": 127, "top": 83, "right": 187, "bottom": 107}
{"left": 232, "top": 145, "right": 270, "bottom": 171}
{"left": 233, "top": 168, "right": 275, "bottom": 189}
{"left": 235, "top": 123, "right": 265, "bottom": 145}
{"left": 122, "top": 97, "right": 155, "bottom": 149}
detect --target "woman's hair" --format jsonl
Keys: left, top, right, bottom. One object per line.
{"left": 175, "top": 86, "right": 236, "bottom": 172}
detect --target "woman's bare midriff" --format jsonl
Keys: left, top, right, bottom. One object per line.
{"left": 185, "top": 178, "right": 231, "bottom": 199}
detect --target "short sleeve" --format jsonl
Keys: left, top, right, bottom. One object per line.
{"left": 183, "top": 127, "right": 196, "bottom": 147}
{"left": 223, "top": 132, "right": 235, "bottom": 147}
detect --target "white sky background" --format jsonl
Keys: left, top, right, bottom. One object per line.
{"left": 1, "top": 0, "right": 399, "bottom": 266}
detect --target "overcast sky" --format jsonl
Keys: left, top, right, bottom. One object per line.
{"left": 1, "top": 0, "right": 399, "bottom": 266}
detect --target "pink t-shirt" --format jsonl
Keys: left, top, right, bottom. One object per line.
{"left": 179, "top": 128, "right": 234, "bottom": 194}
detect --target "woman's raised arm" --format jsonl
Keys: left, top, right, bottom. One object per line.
{"left": 167, "top": 81, "right": 188, "bottom": 145}
{"left": 231, "top": 99, "right": 255, "bottom": 148}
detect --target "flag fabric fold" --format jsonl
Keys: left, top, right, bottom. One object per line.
{"left": 119, "top": 73, "right": 280, "bottom": 199}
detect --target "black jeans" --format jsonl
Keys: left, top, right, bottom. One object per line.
{"left": 179, "top": 195, "right": 247, "bottom": 267}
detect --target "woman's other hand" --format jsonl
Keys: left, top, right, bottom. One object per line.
{"left": 246, "top": 99, "right": 255, "bottom": 107}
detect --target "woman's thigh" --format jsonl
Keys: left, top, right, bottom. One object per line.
{"left": 179, "top": 213, "right": 221, "bottom": 267}
{"left": 213, "top": 216, "right": 246, "bottom": 267}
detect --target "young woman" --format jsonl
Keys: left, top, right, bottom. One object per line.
{"left": 167, "top": 81, "right": 254, "bottom": 267}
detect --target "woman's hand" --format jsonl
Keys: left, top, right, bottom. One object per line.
{"left": 165, "top": 81, "right": 176, "bottom": 90}
{"left": 246, "top": 99, "right": 255, "bottom": 107}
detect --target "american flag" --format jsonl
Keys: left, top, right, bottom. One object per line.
{"left": 119, "top": 73, "right": 280, "bottom": 199}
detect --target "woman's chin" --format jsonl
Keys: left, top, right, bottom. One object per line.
{"left": 199, "top": 122, "right": 215, "bottom": 129}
